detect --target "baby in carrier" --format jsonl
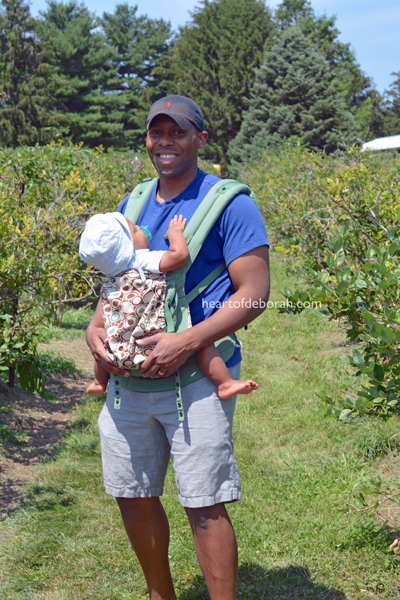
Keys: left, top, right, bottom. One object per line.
{"left": 79, "top": 212, "right": 258, "bottom": 400}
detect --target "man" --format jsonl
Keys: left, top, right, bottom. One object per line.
{"left": 86, "top": 95, "right": 270, "bottom": 600}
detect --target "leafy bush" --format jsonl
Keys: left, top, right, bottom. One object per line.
{"left": 60, "top": 304, "right": 95, "bottom": 329}
{"left": 38, "top": 350, "right": 78, "bottom": 376}
{"left": 0, "top": 143, "right": 154, "bottom": 394}
{"left": 241, "top": 139, "right": 336, "bottom": 270}
{"left": 37, "top": 304, "right": 95, "bottom": 342}
{"left": 244, "top": 144, "right": 400, "bottom": 419}
{"left": 346, "top": 474, "right": 400, "bottom": 526}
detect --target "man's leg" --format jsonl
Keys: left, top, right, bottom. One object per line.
{"left": 117, "top": 497, "right": 177, "bottom": 600}
{"left": 185, "top": 502, "right": 238, "bottom": 600}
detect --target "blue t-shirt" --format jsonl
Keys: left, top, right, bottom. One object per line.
{"left": 117, "top": 169, "right": 269, "bottom": 366}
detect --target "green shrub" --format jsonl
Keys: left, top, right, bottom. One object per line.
{"left": 38, "top": 350, "right": 78, "bottom": 376}
{"left": 244, "top": 144, "right": 400, "bottom": 419}
{"left": 0, "top": 143, "right": 154, "bottom": 394}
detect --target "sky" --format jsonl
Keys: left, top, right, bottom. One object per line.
{"left": 28, "top": 0, "right": 399, "bottom": 95}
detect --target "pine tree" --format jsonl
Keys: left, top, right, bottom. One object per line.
{"left": 159, "top": 0, "right": 273, "bottom": 167}
{"left": 35, "top": 0, "right": 121, "bottom": 147}
{"left": 384, "top": 72, "right": 400, "bottom": 136}
{"left": 273, "top": 0, "right": 376, "bottom": 136}
{"left": 229, "top": 28, "right": 359, "bottom": 166}
{"left": 0, "top": 0, "right": 60, "bottom": 146}
{"left": 100, "top": 3, "right": 172, "bottom": 149}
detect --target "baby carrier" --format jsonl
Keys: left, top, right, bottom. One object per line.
{"left": 111, "top": 177, "right": 258, "bottom": 421}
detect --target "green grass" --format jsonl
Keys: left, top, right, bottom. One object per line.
{"left": 1, "top": 251, "right": 399, "bottom": 599}
{"left": 38, "top": 304, "right": 95, "bottom": 342}
{"left": 38, "top": 349, "right": 80, "bottom": 377}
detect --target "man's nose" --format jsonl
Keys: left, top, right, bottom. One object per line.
{"left": 158, "top": 132, "right": 174, "bottom": 145}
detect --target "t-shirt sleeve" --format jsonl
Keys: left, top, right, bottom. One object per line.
{"left": 117, "top": 194, "right": 130, "bottom": 214}
{"left": 219, "top": 193, "right": 269, "bottom": 266}
{"left": 136, "top": 250, "right": 166, "bottom": 273}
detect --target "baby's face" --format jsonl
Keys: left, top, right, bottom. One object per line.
{"left": 125, "top": 217, "right": 150, "bottom": 249}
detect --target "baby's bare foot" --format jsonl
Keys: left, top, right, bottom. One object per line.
{"left": 218, "top": 379, "right": 258, "bottom": 400}
{"left": 87, "top": 380, "right": 108, "bottom": 395}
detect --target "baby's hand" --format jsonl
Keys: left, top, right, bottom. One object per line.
{"left": 164, "top": 215, "right": 187, "bottom": 239}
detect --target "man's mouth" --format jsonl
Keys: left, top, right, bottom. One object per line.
{"left": 156, "top": 153, "right": 179, "bottom": 165}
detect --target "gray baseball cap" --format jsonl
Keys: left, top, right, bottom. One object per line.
{"left": 147, "top": 95, "right": 205, "bottom": 132}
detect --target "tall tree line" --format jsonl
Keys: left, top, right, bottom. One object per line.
{"left": 0, "top": 0, "right": 172, "bottom": 148}
{"left": 0, "top": 0, "right": 398, "bottom": 161}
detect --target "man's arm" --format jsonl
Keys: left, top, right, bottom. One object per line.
{"left": 86, "top": 299, "right": 131, "bottom": 377}
{"left": 138, "top": 245, "right": 270, "bottom": 378}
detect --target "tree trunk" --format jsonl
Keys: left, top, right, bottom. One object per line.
{"left": 7, "top": 365, "right": 15, "bottom": 388}
{"left": 7, "top": 293, "right": 19, "bottom": 389}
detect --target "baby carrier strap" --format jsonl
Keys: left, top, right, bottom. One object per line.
{"left": 182, "top": 179, "right": 258, "bottom": 272}
{"left": 163, "top": 180, "right": 257, "bottom": 333}
{"left": 123, "top": 177, "right": 158, "bottom": 225}
{"left": 113, "top": 176, "right": 257, "bottom": 419}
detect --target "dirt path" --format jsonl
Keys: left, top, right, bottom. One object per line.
{"left": 0, "top": 338, "right": 94, "bottom": 518}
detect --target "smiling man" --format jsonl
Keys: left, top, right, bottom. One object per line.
{"left": 86, "top": 95, "right": 270, "bottom": 600}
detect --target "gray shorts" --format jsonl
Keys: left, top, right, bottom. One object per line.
{"left": 97, "top": 364, "right": 241, "bottom": 508}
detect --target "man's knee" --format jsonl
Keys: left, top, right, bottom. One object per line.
{"left": 185, "top": 502, "right": 229, "bottom": 532}
{"left": 117, "top": 496, "right": 161, "bottom": 521}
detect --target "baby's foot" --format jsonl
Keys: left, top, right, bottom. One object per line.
{"left": 87, "top": 380, "right": 108, "bottom": 395}
{"left": 218, "top": 379, "right": 258, "bottom": 400}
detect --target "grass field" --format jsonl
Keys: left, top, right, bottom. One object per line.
{"left": 1, "top": 250, "right": 399, "bottom": 599}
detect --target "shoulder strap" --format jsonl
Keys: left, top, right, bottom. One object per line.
{"left": 182, "top": 179, "right": 257, "bottom": 275}
{"left": 124, "top": 177, "right": 257, "bottom": 304}
{"left": 185, "top": 262, "right": 226, "bottom": 305}
{"left": 124, "top": 177, "right": 158, "bottom": 225}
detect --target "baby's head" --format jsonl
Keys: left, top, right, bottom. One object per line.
{"left": 124, "top": 217, "right": 151, "bottom": 250}
{"left": 79, "top": 212, "right": 152, "bottom": 277}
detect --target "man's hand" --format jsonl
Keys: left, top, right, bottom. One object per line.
{"left": 139, "top": 246, "right": 270, "bottom": 377}
{"left": 137, "top": 331, "right": 193, "bottom": 378}
{"left": 164, "top": 214, "right": 187, "bottom": 239}
{"left": 86, "top": 300, "right": 130, "bottom": 377}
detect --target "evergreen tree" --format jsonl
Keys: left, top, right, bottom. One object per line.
{"left": 100, "top": 3, "right": 172, "bottom": 149}
{"left": 384, "top": 72, "right": 400, "bottom": 135}
{"left": 159, "top": 0, "right": 273, "bottom": 167}
{"left": 230, "top": 28, "right": 359, "bottom": 166}
{"left": 0, "top": 0, "right": 60, "bottom": 146}
{"left": 273, "top": 0, "right": 375, "bottom": 136}
{"left": 35, "top": 1, "right": 121, "bottom": 147}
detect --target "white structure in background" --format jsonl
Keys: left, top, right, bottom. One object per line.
{"left": 361, "top": 134, "right": 400, "bottom": 152}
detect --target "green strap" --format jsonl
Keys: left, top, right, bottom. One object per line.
{"left": 110, "top": 370, "right": 184, "bottom": 420}
{"left": 124, "top": 177, "right": 158, "bottom": 225}
{"left": 174, "top": 370, "right": 184, "bottom": 421}
{"left": 113, "top": 377, "right": 122, "bottom": 409}
{"left": 164, "top": 284, "right": 177, "bottom": 333}
{"left": 111, "top": 334, "right": 236, "bottom": 393}
{"left": 185, "top": 262, "right": 226, "bottom": 305}
{"left": 182, "top": 180, "right": 256, "bottom": 273}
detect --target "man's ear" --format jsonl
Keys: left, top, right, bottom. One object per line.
{"left": 198, "top": 130, "right": 208, "bottom": 148}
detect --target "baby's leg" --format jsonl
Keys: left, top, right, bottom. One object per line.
{"left": 197, "top": 344, "right": 258, "bottom": 400}
{"left": 87, "top": 361, "right": 110, "bottom": 394}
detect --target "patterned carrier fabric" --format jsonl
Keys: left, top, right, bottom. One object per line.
{"left": 101, "top": 269, "right": 167, "bottom": 370}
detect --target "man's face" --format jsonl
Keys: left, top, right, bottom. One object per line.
{"left": 146, "top": 114, "right": 207, "bottom": 179}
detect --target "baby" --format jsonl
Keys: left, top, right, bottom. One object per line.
{"left": 79, "top": 212, "right": 258, "bottom": 400}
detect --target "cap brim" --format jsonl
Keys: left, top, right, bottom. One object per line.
{"left": 147, "top": 112, "right": 194, "bottom": 131}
